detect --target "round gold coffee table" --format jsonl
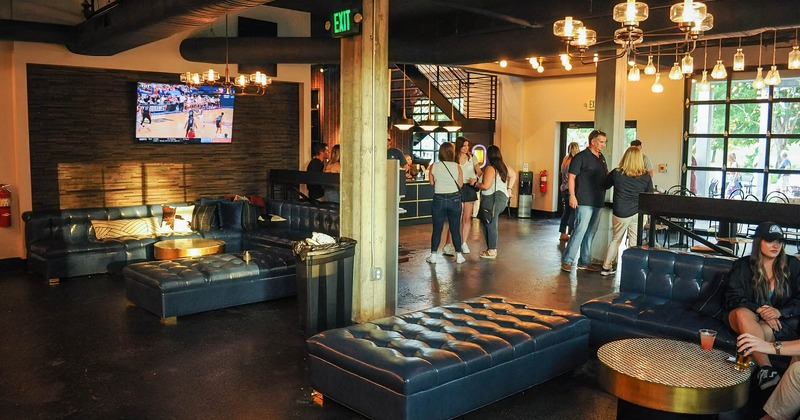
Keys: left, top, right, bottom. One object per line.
{"left": 154, "top": 238, "right": 225, "bottom": 260}
{"left": 598, "top": 338, "right": 751, "bottom": 419}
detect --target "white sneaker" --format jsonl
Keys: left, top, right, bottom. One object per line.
{"left": 426, "top": 254, "right": 438, "bottom": 264}
{"left": 442, "top": 244, "right": 455, "bottom": 256}
{"left": 456, "top": 254, "right": 466, "bottom": 264}
{"left": 461, "top": 243, "right": 470, "bottom": 254}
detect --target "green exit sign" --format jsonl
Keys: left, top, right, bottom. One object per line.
{"left": 327, "top": 8, "right": 362, "bottom": 38}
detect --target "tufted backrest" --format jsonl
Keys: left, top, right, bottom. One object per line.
{"left": 264, "top": 199, "right": 339, "bottom": 237}
{"left": 620, "top": 248, "right": 735, "bottom": 304}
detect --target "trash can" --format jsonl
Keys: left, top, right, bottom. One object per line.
{"left": 292, "top": 237, "right": 357, "bottom": 337}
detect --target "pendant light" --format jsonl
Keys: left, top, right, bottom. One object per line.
{"left": 765, "top": 30, "right": 781, "bottom": 86}
{"left": 697, "top": 41, "right": 710, "bottom": 92}
{"left": 733, "top": 37, "right": 745, "bottom": 71}
{"left": 669, "top": 43, "right": 683, "bottom": 80}
{"left": 393, "top": 64, "right": 415, "bottom": 131}
{"left": 789, "top": 29, "right": 800, "bottom": 70}
{"left": 711, "top": 39, "right": 727, "bottom": 79}
{"left": 628, "top": 63, "right": 641, "bottom": 81}
{"left": 644, "top": 50, "right": 657, "bottom": 75}
{"left": 651, "top": 48, "right": 664, "bottom": 93}
{"left": 753, "top": 33, "right": 766, "bottom": 90}
{"left": 418, "top": 69, "right": 439, "bottom": 132}
{"left": 441, "top": 91, "right": 462, "bottom": 132}
{"left": 681, "top": 52, "right": 694, "bottom": 75}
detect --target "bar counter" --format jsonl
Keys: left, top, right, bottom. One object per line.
{"left": 399, "top": 180, "right": 433, "bottom": 226}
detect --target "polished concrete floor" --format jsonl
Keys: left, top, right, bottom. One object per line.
{"left": 0, "top": 216, "right": 738, "bottom": 419}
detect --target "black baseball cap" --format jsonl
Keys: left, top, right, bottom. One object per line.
{"left": 754, "top": 222, "right": 785, "bottom": 241}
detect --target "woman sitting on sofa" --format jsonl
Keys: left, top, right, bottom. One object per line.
{"left": 726, "top": 222, "right": 800, "bottom": 391}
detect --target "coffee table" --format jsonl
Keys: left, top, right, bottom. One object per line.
{"left": 597, "top": 338, "right": 751, "bottom": 419}
{"left": 153, "top": 238, "right": 225, "bottom": 260}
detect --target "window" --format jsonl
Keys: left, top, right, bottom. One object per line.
{"left": 684, "top": 70, "right": 800, "bottom": 201}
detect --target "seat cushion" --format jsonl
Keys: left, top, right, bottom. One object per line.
{"left": 29, "top": 239, "right": 125, "bottom": 257}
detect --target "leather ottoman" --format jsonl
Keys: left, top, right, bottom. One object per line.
{"left": 124, "top": 247, "right": 296, "bottom": 321}
{"left": 306, "top": 295, "right": 590, "bottom": 420}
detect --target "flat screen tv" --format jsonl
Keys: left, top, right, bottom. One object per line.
{"left": 135, "top": 82, "right": 234, "bottom": 144}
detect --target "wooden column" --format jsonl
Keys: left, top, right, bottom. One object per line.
{"left": 339, "top": 0, "right": 390, "bottom": 322}
{"left": 591, "top": 53, "right": 628, "bottom": 262}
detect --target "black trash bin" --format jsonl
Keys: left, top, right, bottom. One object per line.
{"left": 292, "top": 237, "right": 357, "bottom": 337}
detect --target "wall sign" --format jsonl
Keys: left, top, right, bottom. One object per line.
{"left": 326, "top": 8, "right": 363, "bottom": 38}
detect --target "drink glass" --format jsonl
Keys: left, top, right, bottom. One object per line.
{"left": 734, "top": 352, "right": 752, "bottom": 372}
{"left": 699, "top": 329, "right": 717, "bottom": 350}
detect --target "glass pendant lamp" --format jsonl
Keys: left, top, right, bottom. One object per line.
{"left": 789, "top": 30, "right": 800, "bottom": 70}
{"left": 669, "top": 44, "right": 683, "bottom": 80}
{"left": 752, "top": 33, "right": 765, "bottom": 90}
{"left": 681, "top": 53, "right": 694, "bottom": 75}
{"left": 732, "top": 37, "right": 745, "bottom": 71}
{"left": 644, "top": 55, "right": 657, "bottom": 75}
{"left": 628, "top": 64, "right": 641, "bottom": 81}
{"left": 765, "top": 30, "right": 781, "bottom": 86}
{"left": 651, "top": 50, "right": 664, "bottom": 93}
{"left": 711, "top": 40, "right": 727, "bottom": 79}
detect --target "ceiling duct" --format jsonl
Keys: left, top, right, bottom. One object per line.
{"left": 66, "top": 0, "right": 272, "bottom": 56}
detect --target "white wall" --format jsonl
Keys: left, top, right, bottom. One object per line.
{"left": 497, "top": 71, "right": 684, "bottom": 211}
{"left": 0, "top": 6, "right": 311, "bottom": 259}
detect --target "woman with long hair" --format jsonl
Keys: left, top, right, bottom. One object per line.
{"left": 442, "top": 137, "right": 483, "bottom": 256}
{"left": 323, "top": 144, "right": 341, "bottom": 203}
{"left": 726, "top": 222, "right": 800, "bottom": 390}
{"left": 600, "top": 146, "right": 653, "bottom": 276}
{"left": 474, "top": 145, "right": 514, "bottom": 259}
{"left": 427, "top": 142, "right": 465, "bottom": 264}
{"left": 559, "top": 142, "right": 580, "bottom": 241}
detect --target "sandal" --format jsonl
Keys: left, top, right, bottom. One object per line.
{"left": 479, "top": 250, "right": 497, "bottom": 259}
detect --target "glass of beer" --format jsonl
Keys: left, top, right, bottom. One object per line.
{"left": 734, "top": 351, "right": 752, "bottom": 372}
{"left": 699, "top": 329, "right": 717, "bottom": 350}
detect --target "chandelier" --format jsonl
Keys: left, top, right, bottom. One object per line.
{"left": 180, "top": 16, "right": 272, "bottom": 96}
{"left": 553, "top": 0, "right": 713, "bottom": 65}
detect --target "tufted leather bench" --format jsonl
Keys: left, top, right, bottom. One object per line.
{"left": 123, "top": 247, "right": 296, "bottom": 321}
{"left": 306, "top": 295, "right": 590, "bottom": 420}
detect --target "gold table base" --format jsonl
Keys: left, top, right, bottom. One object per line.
{"left": 153, "top": 238, "right": 225, "bottom": 260}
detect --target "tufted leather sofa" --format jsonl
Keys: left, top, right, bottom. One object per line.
{"left": 307, "top": 295, "right": 590, "bottom": 420}
{"left": 124, "top": 247, "right": 295, "bottom": 320}
{"left": 22, "top": 199, "right": 339, "bottom": 281}
{"left": 580, "top": 248, "right": 736, "bottom": 351}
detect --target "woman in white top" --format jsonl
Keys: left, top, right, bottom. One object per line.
{"left": 443, "top": 137, "right": 483, "bottom": 256}
{"left": 474, "top": 145, "right": 515, "bottom": 259}
{"left": 427, "top": 142, "right": 465, "bottom": 264}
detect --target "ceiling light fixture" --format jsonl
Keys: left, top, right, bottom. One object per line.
{"left": 669, "top": 43, "right": 683, "bottom": 80}
{"left": 652, "top": 47, "right": 664, "bottom": 93}
{"left": 789, "top": 29, "right": 800, "bottom": 70}
{"left": 753, "top": 32, "right": 766, "bottom": 90}
{"left": 765, "top": 30, "right": 781, "bottom": 86}
{"left": 418, "top": 70, "right": 440, "bottom": 132}
{"left": 553, "top": 0, "right": 712, "bottom": 65}
{"left": 393, "top": 64, "right": 415, "bottom": 131}
{"left": 644, "top": 52, "right": 657, "bottom": 75}
{"left": 697, "top": 41, "right": 710, "bottom": 92}
{"left": 441, "top": 74, "right": 462, "bottom": 133}
{"left": 732, "top": 37, "right": 745, "bottom": 71}
{"left": 180, "top": 15, "right": 271, "bottom": 96}
{"left": 710, "top": 39, "right": 727, "bottom": 79}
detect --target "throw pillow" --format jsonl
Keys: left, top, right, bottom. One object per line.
{"left": 173, "top": 205, "right": 195, "bottom": 233}
{"left": 248, "top": 194, "right": 267, "bottom": 214}
{"left": 191, "top": 204, "right": 219, "bottom": 232}
{"left": 91, "top": 217, "right": 157, "bottom": 240}
{"left": 692, "top": 272, "right": 728, "bottom": 321}
{"left": 241, "top": 203, "right": 261, "bottom": 231}
{"left": 162, "top": 205, "right": 177, "bottom": 228}
{"left": 217, "top": 200, "right": 244, "bottom": 231}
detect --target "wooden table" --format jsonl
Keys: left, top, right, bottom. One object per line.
{"left": 153, "top": 238, "right": 225, "bottom": 260}
{"left": 597, "top": 338, "right": 751, "bottom": 419}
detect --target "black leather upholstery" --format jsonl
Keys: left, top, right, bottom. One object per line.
{"left": 307, "top": 295, "right": 590, "bottom": 420}
{"left": 124, "top": 247, "right": 296, "bottom": 318}
{"left": 580, "top": 248, "right": 736, "bottom": 350}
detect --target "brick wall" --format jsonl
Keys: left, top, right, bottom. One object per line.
{"left": 27, "top": 64, "right": 299, "bottom": 210}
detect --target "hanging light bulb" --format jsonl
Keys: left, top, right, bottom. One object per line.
{"left": 419, "top": 71, "right": 439, "bottom": 132}
{"left": 644, "top": 55, "right": 657, "bottom": 75}
{"left": 698, "top": 71, "right": 710, "bottom": 91}
{"left": 393, "top": 64, "right": 415, "bottom": 131}
{"left": 628, "top": 64, "right": 641, "bottom": 81}
{"left": 529, "top": 57, "right": 539, "bottom": 69}
{"left": 681, "top": 53, "right": 694, "bottom": 74}
{"left": 669, "top": 62, "right": 683, "bottom": 80}
{"left": 651, "top": 73, "right": 664, "bottom": 93}
{"left": 765, "top": 30, "right": 781, "bottom": 86}
{"left": 711, "top": 40, "right": 727, "bottom": 79}
{"left": 732, "top": 37, "right": 745, "bottom": 71}
{"left": 752, "top": 32, "right": 765, "bottom": 90}
{"left": 593, "top": 53, "right": 599, "bottom": 65}
{"left": 789, "top": 30, "right": 800, "bottom": 70}
{"left": 499, "top": 60, "right": 508, "bottom": 68}
{"left": 537, "top": 65, "right": 545, "bottom": 73}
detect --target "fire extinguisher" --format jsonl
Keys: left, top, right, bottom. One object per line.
{"left": 539, "top": 170, "right": 548, "bottom": 194}
{"left": 0, "top": 184, "right": 10, "bottom": 228}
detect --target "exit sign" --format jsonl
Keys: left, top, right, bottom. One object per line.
{"left": 327, "top": 8, "right": 362, "bottom": 38}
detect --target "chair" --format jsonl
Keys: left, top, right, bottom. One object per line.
{"left": 727, "top": 188, "right": 745, "bottom": 200}
{"left": 740, "top": 173, "right": 755, "bottom": 194}
{"left": 765, "top": 191, "right": 790, "bottom": 203}
{"left": 666, "top": 188, "right": 696, "bottom": 248}
{"left": 708, "top": 178, "right": 720, "bottom": 198}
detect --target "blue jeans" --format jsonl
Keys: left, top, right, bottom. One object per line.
{"left": 562, "top": 205, "right": 602, "bottom": 266}
{"left": 479, "top": 191, "right": 508, "bottom": 249}
{"left": 431, "top": 193, "right": 462, "bottom": 252}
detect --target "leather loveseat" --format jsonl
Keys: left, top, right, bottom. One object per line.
{"left": 580, "top": 248, "right": 737, "bottom": 351}
{"left": 22, "top": 199, "right": 339, "bottom": 281}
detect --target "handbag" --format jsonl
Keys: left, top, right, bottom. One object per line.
{"left": 440, "top": 162, "right": 464, "bottom": 202}
{"left": 477, "top": 172, "right": 497, "bottom": 224}
{"left": 459, "top": 184, "right": 478, "bottom": 202}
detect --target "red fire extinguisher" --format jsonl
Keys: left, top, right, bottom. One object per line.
{"left": 539, "top": 170, "right": 548, "bottom": 194}
{"left": 0, "top": 184, "right": 10, "bottom": 227}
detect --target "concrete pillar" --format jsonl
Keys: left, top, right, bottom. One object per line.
{"left": 339, "top": 0, "right": 390, "bottom": 322}
{"left": 591, "top": 53, "right": 628, "bottom": 262}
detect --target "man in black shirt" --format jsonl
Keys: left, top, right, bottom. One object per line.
{"left": 561, "top": 130, "right": 608, "bottom": 272}
{"left": 306, "top": 142, "right": 329, "bottom": 201}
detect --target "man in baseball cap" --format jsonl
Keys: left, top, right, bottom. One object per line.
{"left": 753, "top": 222, "right": 785, "bottom": 242}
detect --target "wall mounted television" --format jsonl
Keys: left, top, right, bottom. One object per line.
{"left": 135, "top": 82, "right": 234, "bottom": 144}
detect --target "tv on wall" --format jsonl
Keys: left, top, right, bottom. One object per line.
{"left": 135, "top": 82, "right": 235, "bottom": 144}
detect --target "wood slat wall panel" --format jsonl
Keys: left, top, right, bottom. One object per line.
{"left": 28, "top": 64, "right": 299, "bottom": 211}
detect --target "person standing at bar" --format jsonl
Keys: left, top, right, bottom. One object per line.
{"left": 306, "top": 142, "right": 329, "bottom": 201}
{"left": 443, "top": 136, "right": 483, "bottom": 256}
{"left": 474, "top": 145, "right": 513, "bottom": 259}
{"left": 427, "top": 142, "right": 465, "bottom": 265}
{"left": 561, "top": 130, "right": 608, "bottom": 272}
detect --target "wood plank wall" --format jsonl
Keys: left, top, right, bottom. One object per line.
{"left": 27, "top": 64, "right": 299, "bottom": 211}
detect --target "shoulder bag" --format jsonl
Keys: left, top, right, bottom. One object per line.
{"left": 477, "top": 170, "right": 497, "bottom": 224}
{"left": 441, "top": 162, "right": 469, "bottom": 202}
